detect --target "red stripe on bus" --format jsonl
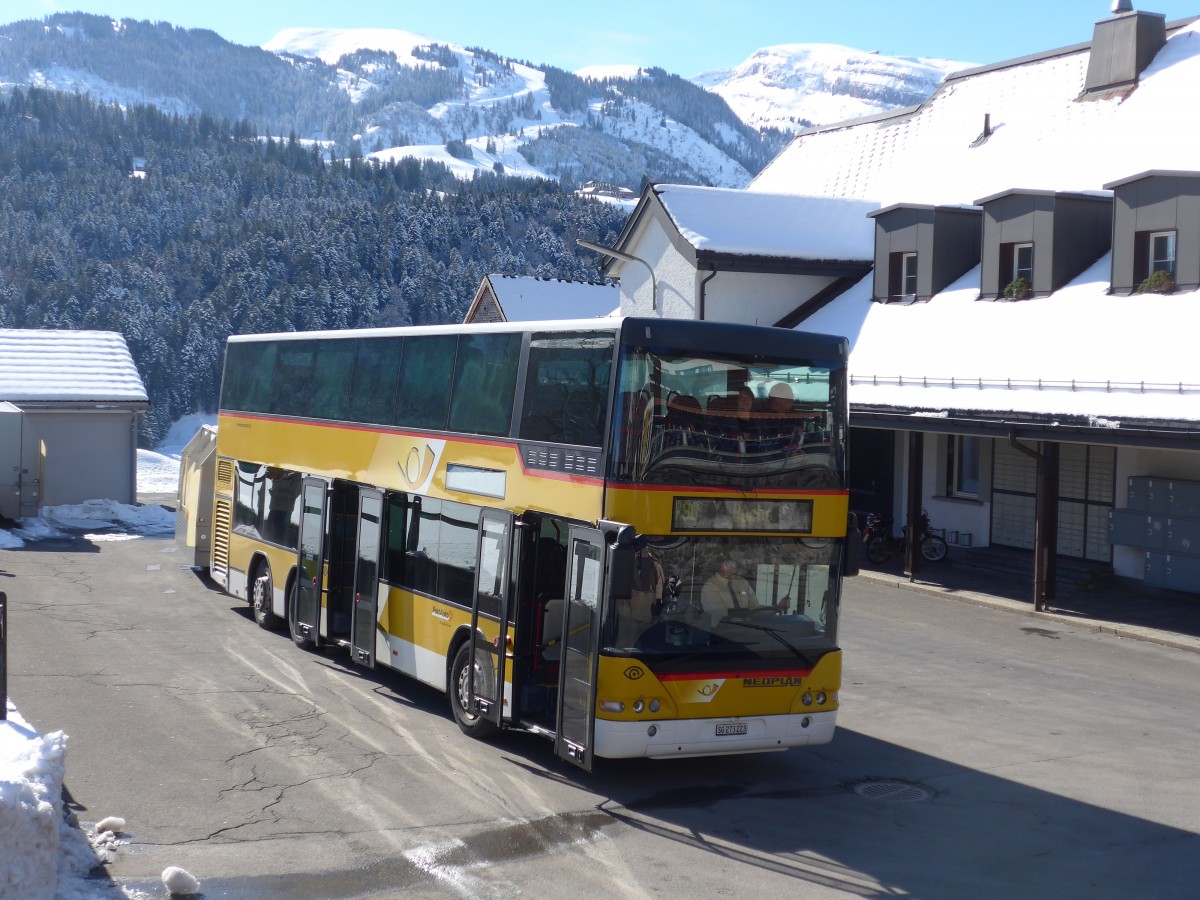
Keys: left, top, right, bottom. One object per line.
{"left": 657, "top": 668, "right": 813, "bottom": 681}
{"left": 218, "top": 412, "right": 606, "bottom": 485}
{"left": 217, "top": 413, "right": 844, "bottom": 494}
{"left": 221, "top": 412, "right": 517, "bottom": 449}
{"left": 612, "top": 483, "right": 848, "bottom": 496}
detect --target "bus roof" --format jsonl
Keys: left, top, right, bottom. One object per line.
{"left": 227, "top": 317, "right": 848, "bottom": 360}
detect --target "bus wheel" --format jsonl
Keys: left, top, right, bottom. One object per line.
{"left": 449, "top": 643, "right": 498, "bottom": 739}
{"left": 251, "top": 564, "right": 280, "bottom": 631}
{"left": 288, "top": 580, "right": 312, "bottom": 649}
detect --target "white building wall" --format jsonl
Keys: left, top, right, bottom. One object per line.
{"left": 886, "top": 432, "right": 995, "bottom": 547}
{"left": 703, "top": 272, "right": 838, "bottom": 326}
{"left": 618, "top": 215, "right": 696, "bottom": 319}
{"left": 24, "top": 409, "right": 138, "bottom": 507}
{"left": 924, "top": 435, "right": 994, "bottom": 549}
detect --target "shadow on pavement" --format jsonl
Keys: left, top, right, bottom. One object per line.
{"left": 865, "top": 544, "right": 1200, "bottom": 644}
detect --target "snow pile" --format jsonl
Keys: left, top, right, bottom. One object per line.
{"left": 161, "top": 866, "right": 200, "bottom": 895}
{"left": 1, "top": 500, "right": 176, "bottom": 548}
{"left": 0, "top": 702, "right": 134, "bottom": 899}
{"left": 40, "top": 500, "right": 175, "bottom": 537}
{"left": 136, "top": 449, "right": 180, "bottom": 495}
{"left": 138, "top": 412, "right": 215, "bottom": 495}
{"left": 1, "top": 702, "right": 76, "bottom": 899}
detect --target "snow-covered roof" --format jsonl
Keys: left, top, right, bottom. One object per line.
{"left": 0, "top": 330, "right": 148, "bottom": 405}
{"left": 653, "top": 184, "right": 876, "bottom": 262}
{"left": 486, "top": 275, "right": 619, "bottom": 322}
{"left": 753, "top": 17, "right": 1200, "bottom": 214}
{"left": 801, "top": 255, "right": 1200, "bottom": 426}
{"left": 742, "top": 15, "right": 1200, "bottom": 428}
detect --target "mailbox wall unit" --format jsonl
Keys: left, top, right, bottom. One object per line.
{"left": 1109, "top": 476, "right": 1200, "bottom": 594}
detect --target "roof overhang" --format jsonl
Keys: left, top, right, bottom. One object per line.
{"left": 1103, "top": 168, "right": 1200, "bottom": 190}
{"left": 851, "top": 405, "right": 1200, "bottom": 451}
{"left": 694, "top": 251, "right": 871, "bottom": 278}
{"left": 5, "top": 399, "right": 149, "bottom": 411}
{"left": 973, "top": 187, "right": 1113, "bottom": 205}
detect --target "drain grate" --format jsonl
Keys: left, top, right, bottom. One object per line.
{"left": 852, "top": 780, "right": 931, "bottom": 803}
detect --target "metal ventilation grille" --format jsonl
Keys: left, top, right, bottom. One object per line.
{"left": 211, "top": 499, "right": 232, "bottom": 578}
{"left": 852, "top": 780, "right": 930, "bottom": 803}
{"left": 216, "top": 459, "right": 235, "bottom": 490}
{"left": 524, "top": 446, "right": 599, "bottom": 476}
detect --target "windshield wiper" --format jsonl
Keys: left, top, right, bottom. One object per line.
{"left": 719, "top": 618, "right": 813, "bottom": 666}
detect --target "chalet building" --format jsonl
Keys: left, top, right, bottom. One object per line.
{"left": 604, "top": 184, "right": 874, "bottom": 327}
{"left": 600, "top": 5, "right": 1200, "bottom": 604}
{"left": 0, "top": 330, "right": 148, "bottom": 519}
{"left": 463, "top": 274, "right": 619, "bottom": 324}
{"left": 577, "top": 181, "right": 636, "bottom": 200}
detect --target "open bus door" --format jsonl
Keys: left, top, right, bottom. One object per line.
{"left": 293, "top": 477, "right": 327, "bottom": 647}
{"left": 350, "top": 489, "right": 383, "bottom": 667}
{"left": 554, "top": 525, "right": 606, "bottom": 770}
{"left": 467, "top": 509, "right": 513, "bottom": 728}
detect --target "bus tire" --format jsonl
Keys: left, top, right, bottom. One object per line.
{"left": 449, "top": 642, "right": 499, "bottom": 739}
{"left": 251, "top": 562, "right": 281, "bottom": 631}
{"left": 288, "top": 580, "right": 313, "bottom": 650}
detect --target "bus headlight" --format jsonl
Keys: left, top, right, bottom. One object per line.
{"left": 649, "top": 699, "right": 661, "bottom": 713}
{"left": 600, "top": 700, "right": 625, "bottom": 713}
{"left": 802, "top": 692, "right": 813, "bottom": 706}
{"left": 632, "top": 700, "right": 645, "bottom": 713}
{"left": 816, "top": 692, "right": 827, "bottom": 705}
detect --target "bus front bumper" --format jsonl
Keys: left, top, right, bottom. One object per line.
{"left": 593, "top": 710, "right": 837, "bottom": 759}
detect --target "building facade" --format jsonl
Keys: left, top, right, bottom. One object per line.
{"left": 599, "top": 6, "right": 1200, "bottom": 603}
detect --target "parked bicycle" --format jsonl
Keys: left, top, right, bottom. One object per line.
{"left": 862, "top": 509, "right": 948, "bottom": 564}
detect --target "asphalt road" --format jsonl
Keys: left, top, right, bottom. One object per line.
{"left": 5, "top": 532, "right": 1200, "bottom": 898}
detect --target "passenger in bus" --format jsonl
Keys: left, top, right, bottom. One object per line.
{"left": 623, "top": 535, "right": 663, "bottom": 644}
{"left": 766, "top": 382, "right": 794, "bottom": 414}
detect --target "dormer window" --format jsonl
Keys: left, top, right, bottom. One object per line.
{"left": 1150, "top": 231, "right": 1176, "bottom": 276}
{"left": 976, "top": 190, "right": 1112, "bottom": 300}
{"left": 1013, "top": 243, "right": 1034, "bottom": 283}
{"left": 1104, "top": 171, "right": 1199, "bottom": 295}
{"left": 869, "top": 204, "right": 982, "bottom": 303}
{"left": 886, "top": 252, "right": 919, "bottom": 299}
{"left": 901, "top": 253, "right": 918, "bottom": 296}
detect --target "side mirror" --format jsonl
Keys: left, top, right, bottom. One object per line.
{"left": 608, "top": 544, "right": 634, "bottom": 602}
{"left": 844, "top": 512, "right": 863, "bottom": 577}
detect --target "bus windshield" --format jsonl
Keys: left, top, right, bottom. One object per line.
{"left": 609, "top": 535, "right": 840, "bottom": 664}
{"left": 609, "top": 345, "right": 844, "bottom": 490}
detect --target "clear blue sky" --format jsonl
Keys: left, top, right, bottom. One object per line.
{"left": 3, "top": 1, "right": 1198, "bottom": 74}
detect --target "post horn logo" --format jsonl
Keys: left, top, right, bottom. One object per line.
{"left": 699, "top": 683, "right": 719, "bottom": 696}
{"left": 624, "top": 666, "right": 645, "bottom": 680}
{"left": 399, "top": 444, "right": 436, "bottom": 488}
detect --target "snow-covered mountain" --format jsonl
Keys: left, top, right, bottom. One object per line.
{"left": 263, "top": 29, "right": 971, "bottom": 188}
{"left": 264, "top": 27, "right": 763, "bottom": 190}
{"left": 0, "top": 15, "right": 968, "bottom": 192}
{"left": 693, "top": 44, "right": 972, "bottom": 132}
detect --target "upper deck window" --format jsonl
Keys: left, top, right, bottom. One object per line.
{"left": 519, "top": 332, "right": 615, "bottom": 447}
{"left": 609, "top": 344, "right": 843, "bottom": 490}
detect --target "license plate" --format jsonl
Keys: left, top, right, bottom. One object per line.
{"left": 715, "top": 723, "right": 748, "bottom": 736}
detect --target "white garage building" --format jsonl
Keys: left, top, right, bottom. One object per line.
{"left": 0, "top": 329, "right": 148, "bottom": 519}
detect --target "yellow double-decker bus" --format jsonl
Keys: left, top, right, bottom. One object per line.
{"left": 208, "top": 316, "right": 856, "bottom": 769}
